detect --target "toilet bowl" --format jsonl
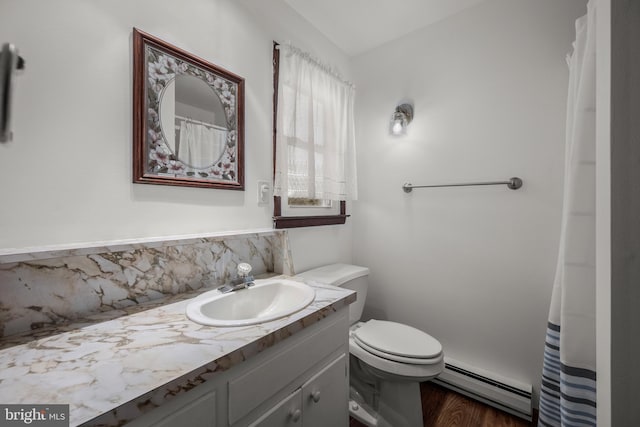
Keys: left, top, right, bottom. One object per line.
{"left": 297, "top": 264, "right": 444, "bottom": 427}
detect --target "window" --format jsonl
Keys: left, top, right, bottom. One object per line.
{"left": 272, "top": 42, "right": 357, "bottom": 228}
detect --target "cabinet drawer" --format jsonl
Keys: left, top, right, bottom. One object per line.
{"left": 228, "top": 312, "right": 347, "bottom": 424}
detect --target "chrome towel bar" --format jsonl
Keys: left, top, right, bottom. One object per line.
{"left": 402, "top": 177, "right": 523, "bottom": 193}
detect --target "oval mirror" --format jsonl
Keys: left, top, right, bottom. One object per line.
{"left": 159, "top": 74, "right": 228, "bottom": 169}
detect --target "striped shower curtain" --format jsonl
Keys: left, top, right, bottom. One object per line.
{"left": 538, "top": 1, "right": 597, "bottom": 426}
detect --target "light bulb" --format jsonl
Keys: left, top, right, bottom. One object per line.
{"left": 392, "top": 120, "right": 404, "bottom": 135}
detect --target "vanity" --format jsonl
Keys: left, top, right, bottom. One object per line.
{"left": 127, "top": 296, "right": 350, "bottom": 427}
{"left": 0, "top": 276, "right": 354, "bottom": 427}
{"left": 0, "top": 230, "right": 355, "bottom": 426}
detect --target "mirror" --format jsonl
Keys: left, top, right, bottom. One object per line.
{"left": 133, "top": 28, "right": 244, "bottom": 189}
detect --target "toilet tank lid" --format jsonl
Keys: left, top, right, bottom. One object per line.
{"left": 297, "top": 263, "right": 369, "bottom": 287}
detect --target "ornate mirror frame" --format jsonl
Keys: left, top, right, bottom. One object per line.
{"left": 133, "top": 28, "right": 245, "bottom": 190}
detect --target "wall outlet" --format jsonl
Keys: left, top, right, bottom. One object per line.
{"left": 257, "top": 180, "right": 271, "bottom": 205}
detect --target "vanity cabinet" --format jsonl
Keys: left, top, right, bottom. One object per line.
{"left": 250, "top": 354, "right": 347, "bottom": 427}
{"left": 300, "top": 354, "right": 348, "bottom": 427}
{"left": 124, "top": 308, "right": 349, "bottom": 427}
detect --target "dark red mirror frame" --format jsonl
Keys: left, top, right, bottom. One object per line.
{"left": 133, "top": 28, "right": 245, "bottom": 190}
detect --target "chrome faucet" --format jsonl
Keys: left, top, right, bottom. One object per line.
{"left": 217, "top": 263, "right": 255, "bottom": 293}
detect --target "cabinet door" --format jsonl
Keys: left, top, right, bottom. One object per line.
{"left": 302, "top": 354, "right": 348, "bottom": 427}
{"left": 125, "top": 390, "right": 216, "bottom": 427}
{"left": 249, "top": 389, "right": 302, "bottom": 427}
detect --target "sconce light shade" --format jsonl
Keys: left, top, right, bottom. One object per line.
{"left": 390, "top": 103, "right": 414, "bottom": 135}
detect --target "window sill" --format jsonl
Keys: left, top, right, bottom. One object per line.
{"left": 273, "top": 214, "right": 349, "bottom": 229}
{"left": 273, "top": 198, "right": 349, "bottom": 229}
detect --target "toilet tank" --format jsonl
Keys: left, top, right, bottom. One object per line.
{"left": 297, "top": 264, "right": 369, "bottom": 325}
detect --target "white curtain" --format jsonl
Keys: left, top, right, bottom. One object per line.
{"left": 179, "top": 121, "right": 227, "bottom": 169}
{"left": 538, "top": 1, "right": 596, "bottom": 426}
{"left": 274, "top": 44, "right": 357, "bottom": 201}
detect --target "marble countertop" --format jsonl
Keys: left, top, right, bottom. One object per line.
{"left": 0, "top": 276, "right": 356, "bottom": 427}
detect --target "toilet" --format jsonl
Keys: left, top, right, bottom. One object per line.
{"left": 297, "top": 264, "right": 444, "bottom": 427}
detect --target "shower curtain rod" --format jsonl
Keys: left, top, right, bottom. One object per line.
{"left": 402, "top": 177, "right": 523, "bottom": 193}
{"left": 175, "top": 114, "right": 227, "bottom": 131}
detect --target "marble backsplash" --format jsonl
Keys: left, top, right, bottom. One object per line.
{"left": 0, "top": 229, "right": 294, "bottom": 339}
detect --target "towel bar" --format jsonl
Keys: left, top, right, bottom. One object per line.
{"left": 402, "top": 177, "right": 523, "bottom": 193}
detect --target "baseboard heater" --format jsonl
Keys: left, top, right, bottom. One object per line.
{"left": 432, "top": 358, "right": 533, "bottom": 421}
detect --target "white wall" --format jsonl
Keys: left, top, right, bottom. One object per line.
{"left": 0, "top": 0, "right": 352, "bottom": 271}
{"left": 351, "top": 0, "right": 587, "bottom": 401}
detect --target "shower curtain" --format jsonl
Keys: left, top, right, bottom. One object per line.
{"left": 179, "top": 121, "right": 227, "bottom": 169}
{"left": 538, "top": 1, "right": 596, "bottom": 426}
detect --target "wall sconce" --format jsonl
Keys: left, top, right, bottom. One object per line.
{"left": 390, "top": 103, "right": 413, "bottom": 135}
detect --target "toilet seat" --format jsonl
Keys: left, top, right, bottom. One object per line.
{"left": 353, "top": 320, "right": 442, "bottom": 364}
{"left": 349, "top": 321, "right": 444, "bottom": 381}
{"left": 354, "top": 338, "right": 441, "bottom": 365}
{"left": 349, "top": 336, "right": 444, "bottom": 381}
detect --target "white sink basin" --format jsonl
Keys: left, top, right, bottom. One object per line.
{"left": 186, "top": 278, "right": 315, "bottom": 327}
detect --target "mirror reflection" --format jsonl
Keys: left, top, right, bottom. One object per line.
{"left": 159, "top": 75, "right": 228, "bottom": 169}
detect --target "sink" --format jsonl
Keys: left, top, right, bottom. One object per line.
{"left": 186, "top": 278, "right": 315, "bottom": 327}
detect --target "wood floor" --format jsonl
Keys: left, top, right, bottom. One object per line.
{"left": 349, "top": 381, "right": 536, "bottom": 427}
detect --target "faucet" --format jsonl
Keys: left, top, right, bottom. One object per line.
{"left": 217, "top": 263, "right": 255, "bottom": 293}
